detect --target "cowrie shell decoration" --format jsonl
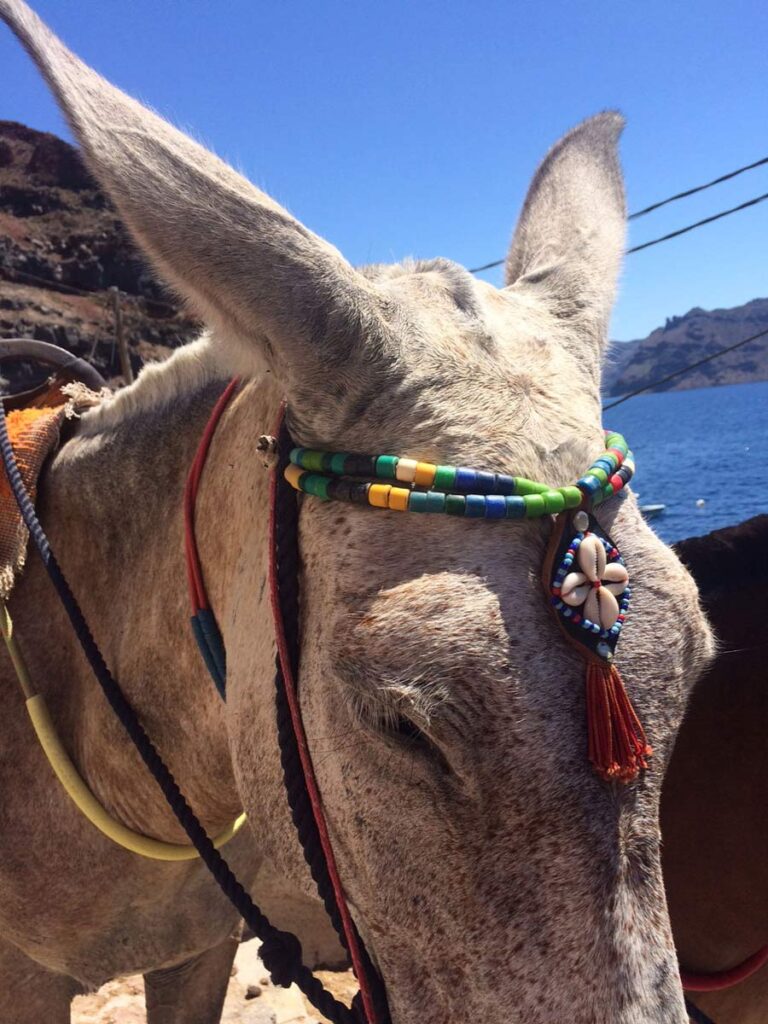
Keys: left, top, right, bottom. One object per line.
{"left": 560, "top": 534, "right": 629, "bottom": 630}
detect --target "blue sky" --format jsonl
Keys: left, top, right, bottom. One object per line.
{"left": 2, "top": 0, "right": 766, "bottom": 341}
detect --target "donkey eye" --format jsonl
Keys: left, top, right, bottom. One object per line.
{"left": 386, "top": 716, "right": 451, "bottom": 775}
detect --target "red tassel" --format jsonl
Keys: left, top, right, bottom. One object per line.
{"left": 586, "top": 662, "right": 652, "bottom": 782}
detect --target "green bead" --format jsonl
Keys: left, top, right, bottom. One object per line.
{"left": 560, "top": 486, "right": 583, "bottom": 509}
{"left": 375, "top": 455, "right": 398, "bottom": 479}
{"left": 331, "top": 452, "right": 349, "bottom": 475}
{"left": 302, "top": 450, "right": 325, "bottom": 472}
{"left": 409, "top": 491, "right": 428, "bottom": 513}
{"left": 302, "top": 473, "right": 331, "bottom": 499}
{"left": 514, "top": 478, "right": 549, "bottom": 495}
{"left": 433, "top": 465, "right": 457, "bottom": 491}
{"left": 541, "top": 490, "right": 565, "bottom": 514}
{"left": 523, "top": 494, "right": 546, "bottom": 518}
{"left": 445, "top": 494, "right": 466, "bottom": 516}
{"left": 589, "top": 467, "right": 608, "bottom": 485}
{"left": 425, "top": 491, "right": 446, "bottom": 513}
{"left": 289, "top": 447, "right": 304, "bottom": 465}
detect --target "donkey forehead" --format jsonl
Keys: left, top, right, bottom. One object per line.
{"left": 366, "top": 257, "right": 543, "bottom": 355}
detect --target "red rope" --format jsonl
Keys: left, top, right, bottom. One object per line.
{"left": 268, "top": 402, "right": 380, "bottom": 1024}
{"left": 183, "top": 378, "right": 241, "bottom": 612}
{"left": 681, "top": 945, "right": 768, "bottom": 992}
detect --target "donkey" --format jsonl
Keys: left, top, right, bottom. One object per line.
{"left": 0, "top": 2, "right": 714, "bottom": 1021}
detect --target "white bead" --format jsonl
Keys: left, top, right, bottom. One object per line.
{"left": 395, "top": 458, "right": 418, "bottom": 482}
{"left": 573, "top": 510, "right": 589, "bottom": 533}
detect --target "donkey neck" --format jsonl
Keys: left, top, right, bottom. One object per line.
{"left": 11, "top": 377, "right": 253, "bottom": 843}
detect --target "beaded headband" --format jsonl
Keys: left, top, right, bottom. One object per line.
{"left": 283, "top": 428, "right": 650, "bottom": 783}
{"left": 285, "top": 431, "right": 635, "bottom": 518}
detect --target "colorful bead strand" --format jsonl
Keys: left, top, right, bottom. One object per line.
{"left": 284, "top": 430, "right": 635, "bottom": 520}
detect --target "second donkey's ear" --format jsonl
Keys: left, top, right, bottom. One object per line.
{"left": 0, "top": 0, "right": 392, "bottom": 412}
{"left": 505, "top": 113, "right": 626, "bottom": 364}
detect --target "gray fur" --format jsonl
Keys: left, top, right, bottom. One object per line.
{"left": 0, "top": 3, "right": 715, "bottom": 1022}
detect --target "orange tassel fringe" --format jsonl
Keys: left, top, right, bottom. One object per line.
{"left": 586, "top": 662, "right": 652, "bottom": 782}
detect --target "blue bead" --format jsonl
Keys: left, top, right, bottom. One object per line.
{"left": 505, "top": 497, "right": 526, "bottom": 519}
{"left": 465, "top": 494, "right": 486, "bottom": 517}
{"left": 485, "top": 495, "right": 506, "bottom": 518}
{"left": 577, "top": 475, "right": 601, "bottom": 495}
{"left": 476, "top": 470, "right": 496, "bottom": 493}
{"left": 455, "top": 468, "right": 477, "bottom": 492}
{"left": 495, "top": 474, "right": 517, "bottom": 495}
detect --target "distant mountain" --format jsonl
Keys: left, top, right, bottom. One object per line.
{"left": 605, "top": 299, "right": 768, "bottom": 396}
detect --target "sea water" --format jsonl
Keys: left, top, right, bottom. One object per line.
{"left": 605, "top": 379, "right": 768, "bottom": 543}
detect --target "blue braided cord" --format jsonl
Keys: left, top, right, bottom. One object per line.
{"left": 190, "top": 611, "right": 226, "bottom": 699}
{"left": 685, "top": 998, "right": 719, "bottom": 1024}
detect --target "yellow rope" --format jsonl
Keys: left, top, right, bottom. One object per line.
{"left": 1, "top": 601, "right": 246, "bottom": 861}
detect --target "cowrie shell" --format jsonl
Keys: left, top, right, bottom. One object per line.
{"left": 561, "top": 572, "right": 590, "bottom": 607}
{"left": 584, "top": 586, "right": 620, "bottom": 629}
{"left": 577, "top": 534, "right": 606, "bottom": 582}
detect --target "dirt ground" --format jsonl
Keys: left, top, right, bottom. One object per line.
{"left": 72, "top": 941, "right": 356, "bottom": 1024}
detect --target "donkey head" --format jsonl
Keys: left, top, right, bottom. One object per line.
{"left": 1, "top": 2, "right": 714, "bottom": 1021}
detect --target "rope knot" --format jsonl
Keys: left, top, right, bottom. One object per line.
{"left": 260, "top": 929, "right": 305, "bottom": 988}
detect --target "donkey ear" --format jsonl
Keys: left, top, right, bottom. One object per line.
{"left": 505, "top": 112, "right": 626, "bottom": 356}
{"left": 0, "top": 0, "right": 386, "bottom": 394}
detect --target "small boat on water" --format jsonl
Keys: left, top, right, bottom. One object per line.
{"left": 640, "top": 503, "right": 666, "bottom": 520}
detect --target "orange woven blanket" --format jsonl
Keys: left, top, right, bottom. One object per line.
{"left": 0, "top": 395, "right": 67, "bottom": 599}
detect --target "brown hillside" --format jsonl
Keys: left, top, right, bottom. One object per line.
{"left": 0, "top": 120, "right": 199, "bottom": 389}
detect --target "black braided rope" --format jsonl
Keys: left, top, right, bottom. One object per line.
{"left": 685, "top": 998, "right": 719, "bottom": 1024}
{"left": 0, "top": 409, "right": 360, "bottom": 1024}
{"left": 272, "top": 420, "right": 391, "bottom": 1023}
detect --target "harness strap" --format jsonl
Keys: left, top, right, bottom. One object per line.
{"left": 269, "top": 403, "right": 388, "bottom": 1024}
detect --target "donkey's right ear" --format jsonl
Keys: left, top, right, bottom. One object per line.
{"left": 504, "top": 113, "right": 626, "bottom": 364}
{"left": 0, "top": 0, "right": 391, "bottom": 403}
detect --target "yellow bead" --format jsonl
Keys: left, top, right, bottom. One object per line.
{"left": 395, "top": 458, "right": 418, "bottom": 482}
{"left": 414, "top": 462, "right": 436, "bottom": 487}
{"left": 284, "top": 464, "right": 305, "bottom": 489}
{"left": 388, "top": 487, "right": 410, "bottom": 511}
{"left": 368, "top": 483, "right": 392, "bottom": 508}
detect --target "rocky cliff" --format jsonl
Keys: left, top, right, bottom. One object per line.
{"left": 604, "top": 299, "right": 768, "bottom": 396}
{"left": 0, "top": 120, "right": 198, "bottom": 389}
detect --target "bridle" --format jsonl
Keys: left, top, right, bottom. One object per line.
{"left": 0, "top": 372, "right": 761, "bottom": 1024}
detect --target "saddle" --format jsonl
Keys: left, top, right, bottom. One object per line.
{"left": 0, "top": 339, "right": 107, "bottom": 599}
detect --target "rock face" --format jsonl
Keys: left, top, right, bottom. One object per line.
{"left": 0, "top": 120, "right": 199, "bottom": 388}
{"left": 605, "top": 298, "right": 768, "bottom": 396}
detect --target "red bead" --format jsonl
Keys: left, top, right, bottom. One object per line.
{"left": 610, "top": 475, "right": 623, "bottom": 492}
{"left": 609, "top": 448, "right": 625, "bottom": 464}
{"left": 552, "top": 587, "right": 561, "bottom": 596}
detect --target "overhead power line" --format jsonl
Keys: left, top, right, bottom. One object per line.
{"left": 627, "top": 154, "right": 768, "bottom": 219}
{"left": 468, "top": 154, "right": 768, "bottom": 274}
{"left": 602, "top": 325, "right": 768, "bottom": 410}
{"left": 625, "top": 191, "right": 768, "bottom": 254}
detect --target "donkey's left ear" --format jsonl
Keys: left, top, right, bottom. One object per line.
{"left": 505, "top": 112, "right": 626, "bottom": 359}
